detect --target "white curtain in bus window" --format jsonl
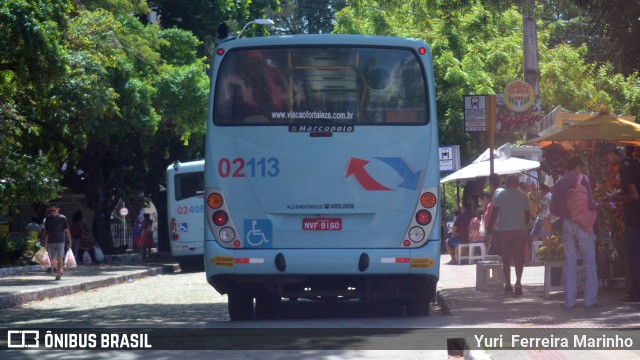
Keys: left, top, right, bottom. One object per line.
{"left": 174, "top": 172, "right": 204, "bottom": 201}
{"left": 213, "top": 46, "right": 427, "bottom": 125}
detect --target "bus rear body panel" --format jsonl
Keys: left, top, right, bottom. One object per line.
{"left": 166, "top": 160, "right": 205, "bottom": 260}
{"left": 204, "top": 35, "right": 440, "bottom": 316}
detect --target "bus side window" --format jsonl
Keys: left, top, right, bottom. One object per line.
{"left": 175, "top": 172, "right": 204, "bottom": 201}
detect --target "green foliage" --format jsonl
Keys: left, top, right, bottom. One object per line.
{"left": 568, "top": 0, "right": 640, "bottom": 75}
{"left": 154, "top": 0, "right": 279, "bottom": 56}
{"left": 2, "top": 0, "right": 639, "bottom": 252}
{"left": 0, "top": 0, "right": 71, "bottom": 92}
{"left": 267, "top": 0, "right": 346, "bottom": 34}
{"left": 336, "top": 0, "right": 640, "bottom": 165}
{"left": 152, "top": 63, "right": 208, "bottom": 144}
{"left": 157, "top": 29, "right": 201, "bottom": 66}
{"left": 0, "top": 230, "right": 41, "bottom": 266}
{"left": 77, "top": 0, "right": 150, "bottom": 15}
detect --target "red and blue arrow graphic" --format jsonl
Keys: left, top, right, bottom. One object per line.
{"left": 345, "top": 158, "right": 392, "bottom": 191}
{"left": 375, "top": 157, "right": 423, "bottom": 190}
{"left": 345, "top": 157, "right": 423, "bottom": 191}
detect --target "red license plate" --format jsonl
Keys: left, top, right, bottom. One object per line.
{"left": 302, "top": 218, "right": 342, "bottom": 231}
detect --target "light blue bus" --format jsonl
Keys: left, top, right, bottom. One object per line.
{"left": 166, "top": 160, "right": 205, "bottom": 270}
{"left": 204, "top": 33, "right": 440, "bottom": 320}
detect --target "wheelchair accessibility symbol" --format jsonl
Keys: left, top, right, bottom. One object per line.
{"left": 244, "top": 219, "right": 273, "bottom": 248}
{"left": 179, "top": 223, "right": 189, "bottom": 232}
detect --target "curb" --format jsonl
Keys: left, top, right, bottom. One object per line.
{"left": 438, "top": 289, "right": 493, "bottom": 360}
{"left": 437, "top": 289, "right": 454, "bottom": 315}
{"left": 0, "top": 266, "right": 170, "bottom": 309}
{"left": 0, "top": 265, "right": 45, "bottom": 277}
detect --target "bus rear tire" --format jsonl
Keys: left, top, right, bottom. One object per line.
{"left": 255, "top": 293, "right": 281, "bottom": 320}
{"left": 179, "top": 258, "right": 204, "bottom": 272}
{"left": 405, "top": 297, "right": 430, "bottom": 317}
{"left": 228, "top": 292, "right": 254, "bottom": 321}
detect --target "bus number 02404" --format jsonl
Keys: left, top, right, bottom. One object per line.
{"left": 218, "top": 157, "right": 280, "bottom": 178}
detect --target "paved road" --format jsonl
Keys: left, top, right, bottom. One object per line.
{"left": 6, "top": 256, "right": 639, "bottom": 360}
{"left": 2, "top": 270, "right": 457, "bottom": 359}
{"left": 0, "top": 271, "right": 225, "bottom": 326}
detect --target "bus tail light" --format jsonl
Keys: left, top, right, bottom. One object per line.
{"left": 219, "top": 227, "right": 235, "bottom": 243}
{"left": 170, "top": 218, "right": 179, "bottom": 241}
{"left": 207, "top": 188, "right": 240, "bottom": 248}
{"left": 408, "top": 226, "right": 426, "bottom": 242}
{"left": 402, "top": 188, "right": 438, "bottom": 248}
{"left": 420, "top": 192, "right": 437, "bottom": 208}
{"left": 213, "top": 210, "right": 228, "bottom": 226}
{"left": 415, "top": 210, "right": 432, "bottom": 225}
{"left": 207, "top": 193, "right": 224, "bottom": 209}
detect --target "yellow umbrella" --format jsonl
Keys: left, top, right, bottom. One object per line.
{"left": 527, "top": 113, "right": 640, "bottom": 146}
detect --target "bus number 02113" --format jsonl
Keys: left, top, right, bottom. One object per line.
{"left": 218, "top": 157, "right": 280, "bottom": 178}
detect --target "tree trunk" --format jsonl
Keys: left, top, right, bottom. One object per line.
{"left": 151, "top": 189, "right": 169, "bottom": 252}
{"left": 90, "top": 186, "right": 115, "bottom": 255}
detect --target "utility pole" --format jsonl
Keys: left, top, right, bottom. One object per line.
{"left": 522, "top": 0, "right": 541, "bottom": 112}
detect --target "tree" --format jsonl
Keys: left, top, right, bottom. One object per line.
{"left": 0, "top": 105, "right": 63, "bottom": 215}
{"left": 0, "top": 0, "right": 71, "bottom": 214}
{"left": 335, "top": 1, "right": 527, "bottom": 161}
{"left": 146, "top": 58, "right": 209, "bottom": 252}
{"left": 154, "top": 0, "right": 279, "bottom": 56}
{"left": 335, "top": 0, "right": 640, "bottom": 163}
{"left": 37, "top": 7, "right": 208, "bottom": 253}
{"left": 568, "top": 0, "right": 640, "bottom": 75}
{"left": 266, "top": 0, "right": 346, "bottom": 34}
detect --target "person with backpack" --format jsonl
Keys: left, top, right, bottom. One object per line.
{"left": 604, "top": 145, "right": 640, "bottom": 303}
{"left": 549, "top": 156, "right": 598, "bottom": 309}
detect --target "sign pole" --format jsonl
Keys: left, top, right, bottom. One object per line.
{"left": 486, "top": 95, "right": 497, "bottom": 176}
{"left": 122, "top": 202, "right": 126, "bottom": 249}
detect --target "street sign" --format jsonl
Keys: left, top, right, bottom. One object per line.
{"left": 439, "top": 145, "right": 460, "bottom": 172}
{"left": 464, "top": 95, "right": 487, "bottom": 132}
{"left": 119, "top": 207, "right": 129, "bottom": 217}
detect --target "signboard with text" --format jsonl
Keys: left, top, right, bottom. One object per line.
{"left": 464, "top": 95, "right": 487, "bottom": 132}
{"left": 439, "top": 145, "right": 460, "bottom": 172}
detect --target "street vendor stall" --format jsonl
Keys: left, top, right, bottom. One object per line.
{"left": 440, "top": 143, "right": 540, "bottom": 184}
{"left": 527, "top": 111, "right": 640, "bottom": 290}
{"left": 527, "top": 112, "right": 640, "bottom": 146}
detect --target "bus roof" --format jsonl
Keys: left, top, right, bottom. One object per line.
{"left": 166, "top": 160, "right": 204, "bottom": 174}
{"left": 217, "top": 34, "right": 431, "bottom": 51}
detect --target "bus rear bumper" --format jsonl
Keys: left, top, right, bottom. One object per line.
{"left": 204, "top": 241, "right": 440, "bottom": 301}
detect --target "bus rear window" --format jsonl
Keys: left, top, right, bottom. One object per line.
{"left": 174, "top": 172, "right": 204, "bottom": 201}
{"left": 213, "top": 46, "right": 428, "bottom": 125}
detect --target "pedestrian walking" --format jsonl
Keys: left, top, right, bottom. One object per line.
{"left": 604, "top": 145, "right": 640, "bottom": 303}
{"left": 484, "top": 174, "right": 504, "bottom": 255}
{"left": 486, "top": 174, "right": 530, "bottom": 296}
{"left": 550, "top": 156, "right": 598, "bottom": 309}
{"left": 40, "top": 202, "right": 72, "bottom": 280}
